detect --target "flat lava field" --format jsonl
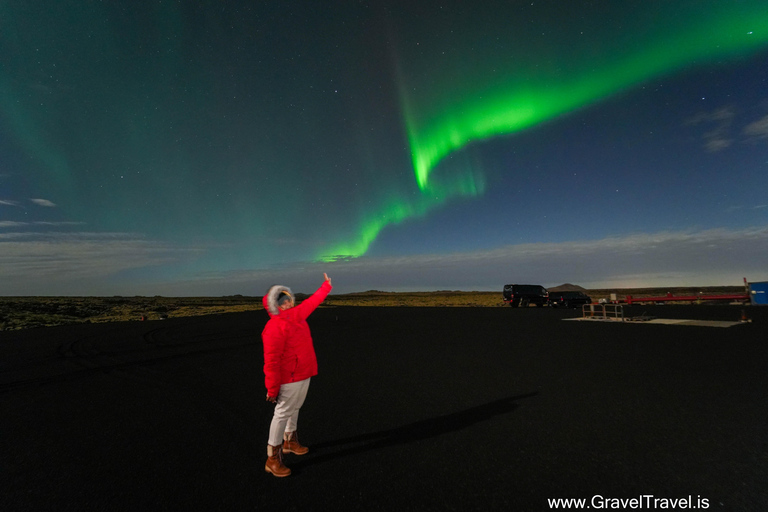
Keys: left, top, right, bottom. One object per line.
{"left": 2, "top": 304, "right": 766, "bottom": 510}
{"left": 0, "top": 285, "right": 748, "bottom": 331}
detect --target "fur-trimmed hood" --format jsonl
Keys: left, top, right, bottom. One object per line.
{"left": 264, "top": 285, "right": 294, "bottom": 317}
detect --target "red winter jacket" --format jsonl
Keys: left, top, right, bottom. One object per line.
{"left": 262, "top": 280, "right": 332, "bottom": 397}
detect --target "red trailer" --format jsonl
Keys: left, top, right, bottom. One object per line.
{"left": 624, "top": 291, "right": 750, "bottom": 305}
{"left": 623, "top": 278, "right": 750, "bottom": 305}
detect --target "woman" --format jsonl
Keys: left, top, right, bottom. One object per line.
{"left": 261, "top": 273, "right": 332, "bottom": 477}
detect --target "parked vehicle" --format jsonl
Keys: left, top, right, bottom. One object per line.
{"left": 548, "top": 291, "right": 592, "bottom": 308}
{"left": 502, "top": 284, "right": 548, "bottom": 307}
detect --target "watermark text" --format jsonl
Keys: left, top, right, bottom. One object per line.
{"left": 547, "top": 494, "right": 709, "bottom": 510}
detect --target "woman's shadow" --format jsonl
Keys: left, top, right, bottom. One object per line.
{"left": 292, "top": 391, "right": 538, "bottom": 471}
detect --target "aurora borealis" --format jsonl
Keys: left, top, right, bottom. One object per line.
{"left": 2, "top": 1, "right": 768, "bottom": 295}
{"left": 404, "top": 4, "right": 768, "bottom": 190}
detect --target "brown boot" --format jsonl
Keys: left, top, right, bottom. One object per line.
{"left": 265, "top": 444, "right": 291, "bottom": 477}
{"left": 282, "top": 431, "right": 309, "bottom": 455}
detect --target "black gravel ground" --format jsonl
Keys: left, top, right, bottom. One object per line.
{"left": 2, "top": 305, "right": 767, "bottom": 511}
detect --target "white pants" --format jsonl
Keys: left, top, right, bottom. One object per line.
{"left": 268, "top": 378, "right": 311, "bottom": 447}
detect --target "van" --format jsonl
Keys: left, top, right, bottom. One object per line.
{"left": 502, "top": 284, "right": 548, "bottom": 307}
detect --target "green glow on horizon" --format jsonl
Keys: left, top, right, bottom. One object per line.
{"left": 318, "top": 159, "right": 484, "bottom": 261}
{"left": 405, "top": 6, "right": 768, "bottom": 190}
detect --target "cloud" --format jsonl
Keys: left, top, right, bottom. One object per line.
{"left": 685, "top": 107, "right": 768, "bottom": 152}
{"left": 149, "top": 227, "right": 768, "bottom": 296}
{"left": 743, "top": 114, "right": 768, "bottom": 141}
{"left": 34, "top": 221, "right": 85, "bottom": 227}
{"left": 30, "top": 198, "right": 56, "bottom": 207}
{"left": 3, "top": 226, "right": 765, "bottom": 296}
{"left": 0, "top": 231, "right": 205, "bottom": 295}
{"left": 0, "top": 221, "right": 85, "bottom": 228}
{"left": 703, "top": 136, "right": 731, "bottom": 152}
{"left": 685, "top": 107, "right": 735, "bottom": 152}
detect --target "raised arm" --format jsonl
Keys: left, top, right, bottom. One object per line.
{"left": 293, "top": 274, "right": 332, "bottom": 321}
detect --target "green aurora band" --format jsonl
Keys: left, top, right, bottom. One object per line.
{"left": 319, "top": 2, "right": 768, "bottom": 262}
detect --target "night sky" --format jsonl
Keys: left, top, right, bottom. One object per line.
{"left": 2, "top": 1, "right": 768, "bottom": 295}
